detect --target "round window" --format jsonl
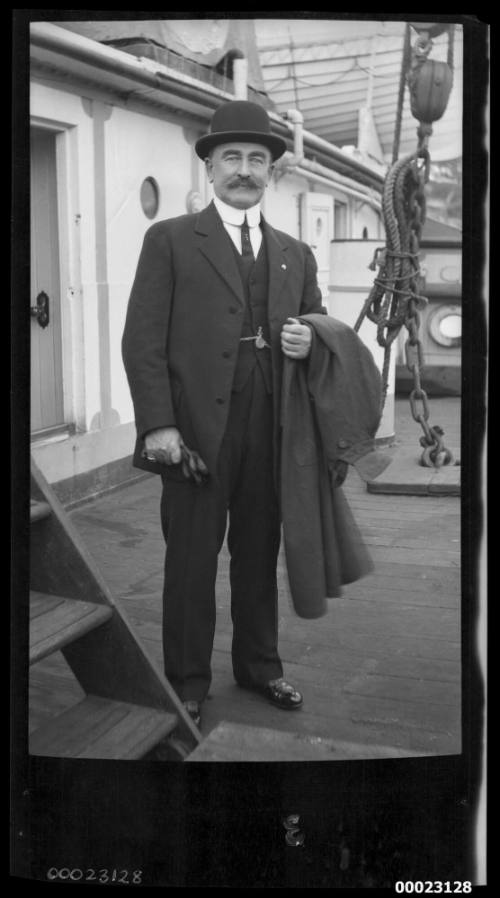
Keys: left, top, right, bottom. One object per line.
{"left": 439, "top": 314, "right": 462, "bottom": 340}
{"left": 428, "top": 304, "right": 462, "bottom": 348}
{"left": 140, "top": 177, "right": 160, "bottom": 219}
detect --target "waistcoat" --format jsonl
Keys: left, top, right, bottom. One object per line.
{"left": 230, "top": 233, "right": 273, "bottom": 394}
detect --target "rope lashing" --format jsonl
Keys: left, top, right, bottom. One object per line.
{"left": 354, "top": 24, "right": 456, "bottom": 468}
{"left": 354, "top": 151, "right": 428, "bottom": 402}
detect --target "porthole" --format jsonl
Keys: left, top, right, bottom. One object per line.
{"left": 428, "top": 304, "right": 462, "bottom": 348}
{"left": 140, "top": 177, "right": 160, "bottom": 219}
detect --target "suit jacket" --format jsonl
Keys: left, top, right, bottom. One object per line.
{"left": 122, "top": 201, "right": 324, "bottom": 478}
{"left": 280, "top": 313, "right": 382, "bottom": 618}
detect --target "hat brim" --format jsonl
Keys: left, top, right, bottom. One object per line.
{"left": 195, "top": 130, "right": 287, "bottom": 162}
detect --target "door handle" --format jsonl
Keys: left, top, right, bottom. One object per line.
{"left": 30, "top": 291, "right": 50, "bottom": 328}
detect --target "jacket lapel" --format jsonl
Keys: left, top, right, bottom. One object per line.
{"left": 262, "top": 217, "right": 289, "bottom": 311}
{"left": 195, "top": 202, "right": 245, "bottom": 306}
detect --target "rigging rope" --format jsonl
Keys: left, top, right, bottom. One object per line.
{"left": 392, "top": 23, "right": 412, "bottom": 164}
{"left": 354, "top": 24, "right": 456, "bottom": 468}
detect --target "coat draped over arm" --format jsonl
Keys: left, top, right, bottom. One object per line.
{"left": 280, "top": 314, "right": 383, "bottom": 619}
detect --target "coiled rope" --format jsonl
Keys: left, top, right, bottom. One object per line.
{"left": 353, "top": 24, "right": 456, "bottom": 467}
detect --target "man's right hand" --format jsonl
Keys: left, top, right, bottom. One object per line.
{"left": 143, "top": 427, "right": 183, "bottom": 465}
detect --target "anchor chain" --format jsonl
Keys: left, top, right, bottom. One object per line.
{"left": 354, "top": 25, "right": 455, "bottom": 468}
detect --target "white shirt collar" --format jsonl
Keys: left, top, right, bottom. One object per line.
{"left": 214, "top": 196, "right": 261, "bottom": 228}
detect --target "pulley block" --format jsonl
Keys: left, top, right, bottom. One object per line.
{"left": 408, "top": 58, "right": 453, "bottom": 123}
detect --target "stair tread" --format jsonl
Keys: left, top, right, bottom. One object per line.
{"left": 29, "top": 695, "right": 178, "bottom": 759}
{"left": 30, "top": 499, "right": 51, "bottom": 522}
{"left": 30, "top": 592, "right": 113, "bottom": 665}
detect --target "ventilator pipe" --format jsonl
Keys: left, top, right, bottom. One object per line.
{"left": 296, "top": 162, "right": 381, "bottom": 210}
{"left": 273, "top": 146, "right": 381, "bottom": 211}
{"left": 273, "top": 108, "right": 304, "bottom": 178}
{"left": 298, "top": 155, "right": 381, "bottom": 208}
{"left": 232, "top": 54, "right": 248, "bottom": 100}
{"left": 268, "top": 108, "right": 385, "bottom": 189}
{"left": 303, "top": 124, "right": 386, "bottom": 186}
{"left": 285, "top": 108, "right": 304, "bottom": 165}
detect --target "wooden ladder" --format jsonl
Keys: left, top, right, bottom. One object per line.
{"left": 29, "top": 458, "right": 202, "bottom": 760}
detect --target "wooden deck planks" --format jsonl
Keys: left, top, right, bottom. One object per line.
{"left": 121, "top": 612, "right": 460, "bottom": 683}
{"left": 186, "top": 721, "right": 427, "bottom": 762}
{"left": 33, "top": 398, "right": 461, "bottom": 759}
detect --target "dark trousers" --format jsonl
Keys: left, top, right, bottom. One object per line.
{"left": 160, "top": 367, "right": 283, "bottom": 702}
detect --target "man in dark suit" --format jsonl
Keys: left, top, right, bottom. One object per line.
{"left": 122, "top": 100, "right": 324, "bottom": 727}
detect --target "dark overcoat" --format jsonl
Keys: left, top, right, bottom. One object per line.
{"left": 122, "top": 201, "right": 324, "bottom": 478}
{"left": 280, "top": 313, "right": 383, "bottom": 618}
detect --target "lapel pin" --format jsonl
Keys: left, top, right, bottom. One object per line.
{"left": 281, "top": 263, "right": 287, "bottom": 270}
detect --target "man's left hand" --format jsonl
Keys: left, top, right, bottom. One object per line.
{"left": 281, "top": 318, "right": 312, "bottom": 359}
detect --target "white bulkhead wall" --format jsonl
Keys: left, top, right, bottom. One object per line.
{"left": 105, "top": 105, "right": 192, "bottom": 426}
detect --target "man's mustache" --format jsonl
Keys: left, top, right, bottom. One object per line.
{"left": 228, "top": 177, "right": 258, "bottom": 188}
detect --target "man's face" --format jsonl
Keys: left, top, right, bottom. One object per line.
{"left": 206, "top": 142, "right": 274, "bottom": 209}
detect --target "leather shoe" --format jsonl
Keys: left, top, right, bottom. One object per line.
{"left": 262, "top": 678, "right": 303, "bottom": 710}
{"left": 183, "top": 700, "right": 201, "bottom": 728}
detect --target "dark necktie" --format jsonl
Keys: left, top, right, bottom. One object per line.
{"left": 241, "top": 215, "right": 255, "bottom": 261}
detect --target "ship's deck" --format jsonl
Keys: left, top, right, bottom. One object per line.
{"left": 29, "top": 398, "right": 462, "bottom": 759}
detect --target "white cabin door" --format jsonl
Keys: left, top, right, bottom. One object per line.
{"left": 300, "top": 192, "right": 334, "bottom": 299}
{"left": 30, "top": 127, "right": 64, "bottom": 435}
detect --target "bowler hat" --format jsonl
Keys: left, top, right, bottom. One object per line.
{"left": 195, "top": 100, "right": 287, "bottom": 161}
